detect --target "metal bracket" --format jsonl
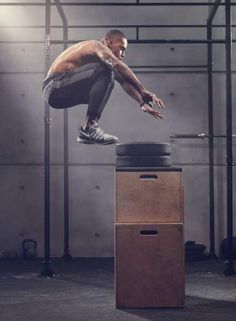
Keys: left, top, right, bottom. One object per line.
{"left": 45, "top": 34, "right": 51, "bottom": 51}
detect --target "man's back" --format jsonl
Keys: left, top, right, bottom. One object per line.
{"left": 47, "top": 40, "right": 100, "bottom": 76}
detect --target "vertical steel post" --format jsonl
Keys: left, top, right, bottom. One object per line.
{"left": 63, "top": 19, "right": 71, "bottom": 262}
{"left": 136, "top": 26, "right": 139, "bottom": 41}
{"left": 53, "top": 0, "right": 72, "bottom": 261}
{"left": 207, "top": 24, "right": 216, "bottom": 258}
{"left": 224, "top": 0, "right": 235, "bottom": 276}
{"left": 53, "top": 0, "right": 71, "bottom": 261}
{"left": 63, "top": 69, "right": 72, "bottom": 260}
{"left": 40, "top": 0, "right": 55, "bottom": 277}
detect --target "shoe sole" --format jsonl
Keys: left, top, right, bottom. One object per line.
{"left": 77, "top": 137, "right": 119, "bottom": 145}
{"left": 77, "top": 137, "right": 95, "bottom": 144}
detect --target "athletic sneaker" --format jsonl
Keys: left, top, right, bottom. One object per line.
{"left": 77, "top": 121, "right": 119, "bottom": 145}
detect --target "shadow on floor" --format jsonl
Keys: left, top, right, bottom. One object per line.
{"left": 121, "top": 295, "right": 236, "bottom": 321}
{"left": 0, "top": 258, "right": 236, "bottom": 321}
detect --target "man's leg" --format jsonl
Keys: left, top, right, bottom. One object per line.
{"left": 42, "top": 63, "right": 118, "bottom": 144}
{"left": 43, "top": 64, "right": 98, "bottom": 109}
{"left": 78, "top": 64, "right": 119, "bottom": 145}
{"left": 83, "top": 63, "right": 115, "bottom": 129}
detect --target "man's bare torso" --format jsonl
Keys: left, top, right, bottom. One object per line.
{"left": 47, "top": 40, "right": 100, "bottom": 77}
{"left": 45, "top": 34, "right": 164, "bottom": 118}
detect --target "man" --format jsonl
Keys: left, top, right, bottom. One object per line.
{"left": 42, "top": 29, "right": 164, "bottom": 145}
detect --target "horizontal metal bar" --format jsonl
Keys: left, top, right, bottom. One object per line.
{"left": 0, "top": 71, "right": 44, "bottom": 74}
{"left": 64, "top": 24, "right": 236, "bottom": 28}
{"left": 0, "top": 39, "right": 230, "bottom": 44}
{"left": 0, "top": 162, "right": 234, "bottom": 167}
{"left": 2, "top": 70, "right": 236, "bottom": 75}
{"left": 0, "top": 41, "right": 44, "bottom": 44}
{"left": 170, "top": 133, "right": 236, "bottom": 139}
{"left": 1, "top": 24, "right": 236, "bottom": 29}
{"left": 173, "top": 163, "right": 236, "bottom": 166}
{"left": 49, "top": 39, "right": 227, "bottom": 44}
{"left": 134, "top": 70, "right": 236, "bottom": 74}
{"left": 58, "top": 24, "right": 235, "bottom": 28}
{"left": 170, "top": 133, "right": 209, "bottom": 139}
{"left": 2, "top": 71, "right": 236, "bottom": 76}
{"left": 214, "top": 135, "right": 236, "bottom": 138}
{"left": 129, "top": 65, "right": 208, "bottom": 69}
{"left": 0, "top": 2, "right": 45, "bottom": 5}
{"left": 0, "top": 2, "right": 234, "bottom": 6}
{"left": 128, "top": 39, "right": 226, "bottom": 44}
{"left": 0, "top": 163, "right": 116, "bottom": 166}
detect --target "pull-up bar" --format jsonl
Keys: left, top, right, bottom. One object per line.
{"left": 0, "top": 1, "right": 236, "bottom": 6}
{"left": 0, "top": 39, "right": 233, "bottom": 45}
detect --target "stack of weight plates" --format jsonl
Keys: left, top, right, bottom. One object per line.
{"left": 116, "top": 142, "right": 172, "bottom": 168}
{"left": 185, "top": 241, "right": 207, "bottom": 261}
{"left": 221, "top": 237, "right": 236, "bottom": 259}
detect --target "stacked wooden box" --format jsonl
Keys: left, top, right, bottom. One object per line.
{"left": 115, "top": 168, "right": 184, "bottom": 308}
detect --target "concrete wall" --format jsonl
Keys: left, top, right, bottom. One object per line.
{"left": 0, "top": 0, "right": 235, "bottom": 257}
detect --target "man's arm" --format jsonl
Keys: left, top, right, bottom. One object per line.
{"left": 116, "top": 75, "right": 164, "bottom": 120}
{"left": 93, "top": 41, "right": 145, "bottom": 95}
{"left": 116, "top": 76, "right": 143, "bottom": 104}
{"left": 93, "top": 40, "right": 165, "bottom": 111}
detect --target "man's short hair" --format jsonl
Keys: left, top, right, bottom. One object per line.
{"left": 105, "top": 29, "right": 126, "bottom": 40}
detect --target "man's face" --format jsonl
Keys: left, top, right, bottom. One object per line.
{"left": 108, "top": 37, "right": 128, "bottom": 60}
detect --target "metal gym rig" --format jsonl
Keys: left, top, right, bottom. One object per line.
{"left": 0, "top": 1, "right": 234, "bottom": 276}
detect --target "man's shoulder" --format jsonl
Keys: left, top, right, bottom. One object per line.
{"left": 75, "top": 40, "right": 105, "bottom": 52}
{"left": 90, "top": 40, "right": 107, "bottom": 49}
{"left": 79, "top": 39, "right": 102, "bottom": 45}
{"left": 73, "top": 39, "right": 99, "bottom": 47}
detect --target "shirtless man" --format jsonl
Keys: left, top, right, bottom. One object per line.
{"left": 42, "top": 29, "right": 164, "bottom": 145}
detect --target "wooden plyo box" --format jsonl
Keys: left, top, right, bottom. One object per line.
{"left": 116, "top": 170, "right": 183, "bottom": 223}
{"left": 115, "top": 223, "right": 185, "bottom": 308}
{"left": 115, "top": 168, "right": 184, "bottom": 308}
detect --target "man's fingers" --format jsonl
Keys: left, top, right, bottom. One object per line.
{"left": 152, "top": 110, "right": 164, "bottom": 119}
{"left": 151, "top": 96, "right": 165, "bottom": 109}
{"left": 155, "top": 99, "right": 164, "bottom": 109}
{"left": 155, "top": 114, "right": 164, "bottom": 119}
{"left": 158, "top": 99, "right": 165, "bottom": 109}
{"left": 142, "top": 104, "right": 164, "bottom": 119}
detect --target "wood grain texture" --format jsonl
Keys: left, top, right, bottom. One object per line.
{"left": 115, "top": 223, "right": 185, "bottom": 308}
{"left": 116, "top": 171, "right": 183, "bottom": 223}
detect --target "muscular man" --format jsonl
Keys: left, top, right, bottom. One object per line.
{"left": 42, "top": 29, "right": 164, "bottom": 145}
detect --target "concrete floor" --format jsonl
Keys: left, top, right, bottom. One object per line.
{"left": 0, "top": 258, "right": 236, "bottom": 321}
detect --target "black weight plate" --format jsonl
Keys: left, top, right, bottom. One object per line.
{"left": 185, "top": 244, "right": 206, "bottom": 252}
{"left": 221, "top": 237, "right": 236, "bottom": 258}
{"left": 116, "top": 142, "right": 171, "bottom": 156}
{"left": 116, "top": 156, "right": 171, "bottom": 167}
{"left": 185, "top": 255, "right": 207, "bottom": 262}
{"left": 185, "top": 250, "right": 205, "bottom": 255}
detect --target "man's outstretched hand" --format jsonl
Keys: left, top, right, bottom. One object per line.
{"left": 141, "top": 90, "right": 165, "bottom": 119}
{"left": 141, "top": 103, "right": 164, "bottom": 119}
{"left": 141, "top": 90, "right": 165, "bottom": 109}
